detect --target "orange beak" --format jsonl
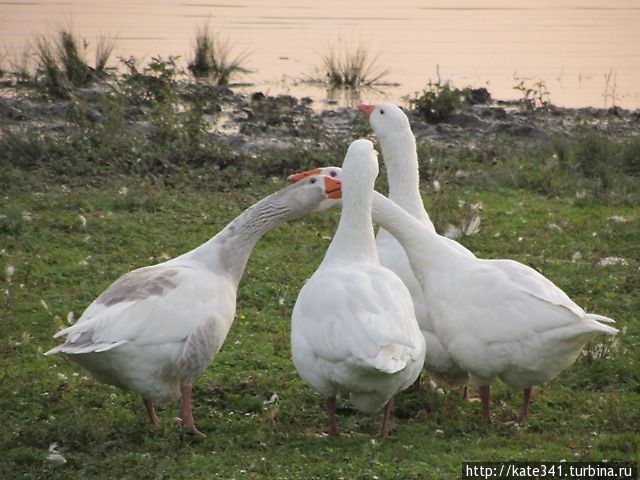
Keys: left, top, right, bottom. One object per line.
{"left": 324, "top": 177, "right": 342, "bottom": 199}
{"left": 357, "top": 103, "right": 375, "bottom": 119}
{"left": 287, "top": 168, "right": 321, "bottom": 183}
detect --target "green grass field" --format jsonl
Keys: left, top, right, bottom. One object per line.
{"left": 1, "top": 177, "right": 638, "bottom": 479}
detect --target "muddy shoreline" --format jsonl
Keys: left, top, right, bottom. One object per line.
{"left": 1, "top": 79, "right": 639, "bottom": 162}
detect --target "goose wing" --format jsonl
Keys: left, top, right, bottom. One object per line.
{"left": 293, "top": 266, "right": 421, "bottom": 374}
{"left": 46, "top": 264, "right": 233, "bottom": 355}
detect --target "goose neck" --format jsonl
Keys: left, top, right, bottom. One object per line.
{"left": 324, "top": 184, "right": 377, "bottom": 264}
{"left": 372, "top": 192, "right": 458, "bottom": 273}
{"left": 184, "top": 190, "right": 294, "bottom": 285}
{"left": 380, "top": 133, "right": 432, "bottom": 226}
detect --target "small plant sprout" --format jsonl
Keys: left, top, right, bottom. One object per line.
{"left": 513, "top": 77, "right": 550, "bottom": 110}
{"left": 603, "top": 68, "right": 619, "bottom": 109}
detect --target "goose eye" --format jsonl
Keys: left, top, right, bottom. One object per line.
{"left": 380, "top": 109, "right": 385, "bottom": 115}
{"left": 309, "top": 178, "right": 316, "bottom": 184}
{"left": 330, "top": 171, "right": 337, "bottom": 177}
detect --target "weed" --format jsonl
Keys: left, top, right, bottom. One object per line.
{"left": 187, "top": 25, "right": 250, "bottom": 85}
{"left": 410, "top": 76, "right": 462, "bottom": 123}
{"left": 513, "top": 78, "right": 550, "bottom": 110}
{"left": 94, "top": 36, "right": 117, "bottom": 78}
{"left": 119, "top": 55, "right": 182, "bottom": 104}
{"left": 319, "top": 39, "right": 388, "bottom": 89}
{"left": 573, "top": 132, "right": 615, "bottom": 186}
{"left": 32, "top": 29, "right": 112, "bottom": 97}
{"left": 603, "top": 69, "right": 619, "bottom": 109}
{"left": 57, "top": 31, "right": 91, "bottom": 87}
{"left": 5, "top": 47, "right": 34, "bottom": 83}
{"left": 620, "top": 136, "right": 640, "bottom": 176}
{"left": 34, "top": 36, "right": 69, "bottom": 98}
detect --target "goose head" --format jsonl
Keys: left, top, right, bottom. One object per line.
{"left": 287, "top": 166, "right": 342, "bottom": 183}
{"left": 357, "top": 103, "right": 411, "bottom": 140}
{"left": 281, "top": 173, "right": 342, "bottom": 215}
{"left": 342, "top": 139, "right": 378, "bottom": 186}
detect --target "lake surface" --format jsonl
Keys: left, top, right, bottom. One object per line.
{"left": 2, "top": 0, "right": 640, "bottom": 108}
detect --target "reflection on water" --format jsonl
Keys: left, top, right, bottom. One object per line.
{"left": 1, "top": 0, "right": 639, "bottom": 108}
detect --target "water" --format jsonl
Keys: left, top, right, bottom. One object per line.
{"left": 2, "top": 0, "right": 639, "bottom": 108}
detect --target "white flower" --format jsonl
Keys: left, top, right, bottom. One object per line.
{"left": 5, "top": 265, "right": 15, "bottom": 283}
{"left": 608, "top": 215, "right": 630, "bottom": 223}
{"left": 432, "top": 180, "right": 441, "bottom": 192}
{"left": 78, "top": 214, "right": 87, "bottom": 227}
{"left": 22, "top": 211, "right": 33, "bottom": 221}
{"left": 118, "top": 186, "right": 129, "bottom": 196}
{"left": 598, "top": 257, "right": 628, "bottom": 267}
{"left": 66, "top": 311, "right": 75, "bottom": 325}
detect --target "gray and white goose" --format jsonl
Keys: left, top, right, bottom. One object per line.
{"left": 45, "top": 175, "right": 342, "bottom": 435}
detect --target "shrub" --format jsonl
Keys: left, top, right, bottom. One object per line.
{"left": 620, "top": 136, "right": 640, "bottom": 176}
{"left": 410, "top": 79, "right": 462, "bottom": 123}
{"left": 119, "top": 55, "right": 182, "bottom": 104}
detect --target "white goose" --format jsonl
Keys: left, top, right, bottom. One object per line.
{"left": 358, "top": 103, "right": 473, "bottom": 390}
{"left": 291, "top": 140, "right": 425, "bottom": 437}
{"left": 368, "top": 191, "right": 618, "bottom": 421}
{"left": 45, "top": 175, "right": 342, "bottom": 435}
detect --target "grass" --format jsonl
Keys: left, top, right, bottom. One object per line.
{"left": 187, "top": 25, "right": 251, "bottom": 85}
{"left": 319, "top": 39, "right": 388, "bottom": 89}
{"left": 31, "top": 28, "right": 116, "bottom": 98}
{"left": 1, "top": 180, "right": 638, "bottom": 479}
{"left": 1, "top": 54, "right": 639, "bottom": 477}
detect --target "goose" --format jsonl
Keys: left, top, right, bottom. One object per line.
{"left": 290, "top": 158, "right": 470, "bottom": 391}
{"left": 367, "top": 190, "right": 618, "bottom": 421}
{"left": 358, "top": 102, "right": 474, "bottom": 391}
{"left": 291, "top": 139, "right": 425, "bottom": 437}
{"left": 45, "top": 174, "right": 342, "bottom": 435}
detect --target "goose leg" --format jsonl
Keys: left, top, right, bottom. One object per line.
{"left": 516, "top": 387, "right": 532, "bottom": 423}
{"left": 377, "top": 398, "right": 394, "bottom": 437}
{"left": 412, "top": 374, "right": 421, "bottom": 391}
{"left": 478, "top": 385, "right": 491, "bottom": 422}
{"left": 180, "top": 384, "right": 205, "bottom": 437}
{"left": 461, "top": 385, "right": 469, "bottom": 401}
{"left": 143, "top": 398, "right": 160, "bottom": 427}
{"left": 325, "top": 397, "right": 339, "bottom": 437}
